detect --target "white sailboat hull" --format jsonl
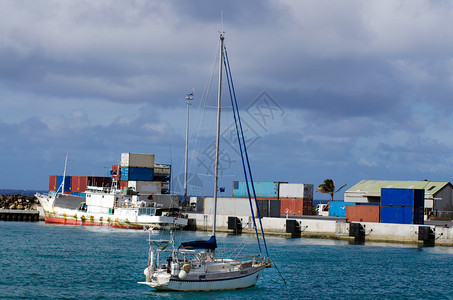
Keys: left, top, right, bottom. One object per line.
{"left": 139, "top": 265, "right": 265, "bottom": 291}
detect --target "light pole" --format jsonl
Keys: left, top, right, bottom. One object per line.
{"left": 183, "top": 89, "right": 194, "bottom": 205}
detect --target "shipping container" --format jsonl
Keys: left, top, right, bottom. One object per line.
{"left": 280, "top": 198, "right": 313, "bottom": 215}
{"left": 120, "top": 167, "right": 154, "bottom": 181}
{"left": 87, "top": 176, "right": 112, "bottom": 188}
{"left": 329, "top": 201, "right": 354, "bottom": 217}
{"left": 278, "top": 183, "right": 314, "bottom": 199}
{"left": 56, "top": 176, "right": 72, "bottom": 192}
{"left": 380, "top": 206, "right": 424, "bottom": 224}
{"left": 49, "top": 175, "right": 57, "bottom": 192}
{"left": 269, "top": 200, "right": 281, "bottom": 217}
{"left": 72, "top": 176, "right": 88, "bottom": 193}
{"left": 346, "top": 205, "right": 380, "bottom": 223}
{"left": 380, "top": 188, "right": 424, "bottom": 208}
{"left": 128, "top": 181, "right": 161, "bottom": 194}
{"left": 204, "top": 197, "right": 260, "bottom": 217}
{"left": 120, "top": 153, "right": 155, "bottom": 168}
{"left": 232, "top": 181, "right": 279, "bottom": 198}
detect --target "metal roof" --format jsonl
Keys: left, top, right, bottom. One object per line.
{"left": 346, "top": 180, "right": 451, "bottom": 196}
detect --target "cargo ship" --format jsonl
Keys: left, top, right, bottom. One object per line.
{"left": 36, "top": 153, "right": 188, "bottom": 230}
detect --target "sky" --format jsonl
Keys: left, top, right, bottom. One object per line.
{"left": 1, "top": 0, "right": 453, "bottom": 200}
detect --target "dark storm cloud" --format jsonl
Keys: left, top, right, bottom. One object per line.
{"left": 2, "top": 0, "right": 453, "bottom": 191}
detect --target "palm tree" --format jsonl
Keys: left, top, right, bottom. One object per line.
{"left": 316, "top": 179, "right": 347, "bottom": 201}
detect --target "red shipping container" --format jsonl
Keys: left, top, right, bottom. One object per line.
{"left": 49, "top": 175, "right": 57, "bottom": 192}
{"left": 280, "top": 198, "right": 312, "bottom": 215}
{"left": 72, "top": 176, "right": 88, "bottom": 193}
{"left": 346, "top": 205, "right": 380, "bottom": 223}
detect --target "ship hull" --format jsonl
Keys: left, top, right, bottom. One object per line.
{"left": 139, "top": 265, "right": 266, "bottom": 291}
{"left": 37, "top": 193, "right": 188, "bottom": 230}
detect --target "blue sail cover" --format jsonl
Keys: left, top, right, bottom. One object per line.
{"left": 179, "top": 235, "right": 217, "bottom": 250}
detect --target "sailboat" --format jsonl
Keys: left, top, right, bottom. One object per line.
{"left": 138, "top": 33, "right": 273, "bottom": 291}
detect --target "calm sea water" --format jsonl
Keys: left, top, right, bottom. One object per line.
{"left": 1, "top": 222, "right": 453, "bottom": 299}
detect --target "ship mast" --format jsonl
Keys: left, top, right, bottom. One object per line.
{"left": 183, "top": 89, "right": 194, "bottom": 204}
{"left": 212, "top": 33, "right": 224, "bottom": 236}
{"left": 61, "top": 152, "right": 68, "bottom": 196}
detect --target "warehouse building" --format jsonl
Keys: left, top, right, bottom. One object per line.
{"left": 344, "top": 180, "right": 453, "bottom": 218}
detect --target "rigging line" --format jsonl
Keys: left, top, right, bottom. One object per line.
{"left": 188, "top": 42, "right": 220, "bottom": 179}
{"left": 175, "top": 44, "right": 219, "bottom": 195}
{"left": 216, "top": 233, "right": 250, "bottom": 254}
{"left": 224, "top": 48, "right": 271, "bottom": 260}
{"left": 272, "top": 260, "right": 288, "bottom": 285}
{"left": 223, "top": 49, "right": 263, "bottom": 257}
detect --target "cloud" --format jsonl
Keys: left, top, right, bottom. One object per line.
{"left": 1, "top": 0, "right": 453, "bottom": 193}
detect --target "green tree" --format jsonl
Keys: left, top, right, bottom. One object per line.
{"left": 316, "top": 179, "right": 347, "bottom": 201}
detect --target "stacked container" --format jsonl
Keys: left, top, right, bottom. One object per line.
{"left": 346, "top": 203, "right": 380, "bottom": 223}
{"left": 56, "top": 176, "right": 72, "bottom": 194}
{"left": 329, "top": 201, "right": 354, "bottom": 217}
{"left": 279, "top": 183, "right": 314, "bottom": 215}
{"left": 380, "top": 188, "right": 424, "bottom": 224}
{"left": 72, "top": 176, "right": 88, "bottom": 194}
{"left": 120, "top": 153, "right": 161, "bottom": 194}
{"left": 232, "top": 181, "right": 279, "bottom": 199}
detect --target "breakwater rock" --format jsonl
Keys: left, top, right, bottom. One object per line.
{"left": 0, "top": 194, "right": 38, "bottom": 210}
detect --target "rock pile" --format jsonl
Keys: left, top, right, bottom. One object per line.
{"left": 0, "top": 194, "right": 38, "bottom": 210}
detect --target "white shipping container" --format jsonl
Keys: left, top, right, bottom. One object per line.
{"left": 279, "top": 183, "right": 314, "bottom": 199}
{"left": 128, "top": 181, "right": 161, "bottom": 194}
{"left": 203, "top": 197, "right": 258, "bottom": 217}
{"left": 120, "top": 153, "right": 155, "bottom": 168}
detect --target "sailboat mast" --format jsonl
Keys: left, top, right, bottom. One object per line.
{"left": 212, "top": 33, "right": 224, "bottom": 236}
{"left": 61, "top": 152, "right": 68, "bottom": 195}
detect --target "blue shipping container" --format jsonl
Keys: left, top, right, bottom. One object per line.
{"left": 380, "top": 188, "right": 424, "bottom": 208}
{"left": 120, "top": 167, "right": 154, "bottom": 181}
{"left": 232, "top": 181, "right": 278, "bottom": 198}
{"left": 329, "top": 201, "right": 355, "bottom": 217}
{"left": 380, "top": 206, "right": 424, "bottom": 224}
{"left": 56, "top": 176, "right": 72, "bottom": 192}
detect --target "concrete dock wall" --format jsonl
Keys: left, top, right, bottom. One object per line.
{"left": 186, "top": 213, "right": 453, "bottom": 246}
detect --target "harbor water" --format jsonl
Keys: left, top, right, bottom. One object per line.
{"left": 1, "top": 222, "right": 453, "bottom": 299}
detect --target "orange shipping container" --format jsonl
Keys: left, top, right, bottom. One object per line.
{"left": 346, "top": 205, "right": 380, "bottom": 223}
{"left": 280, "top": 198, "right": 313, "bottom": 216}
